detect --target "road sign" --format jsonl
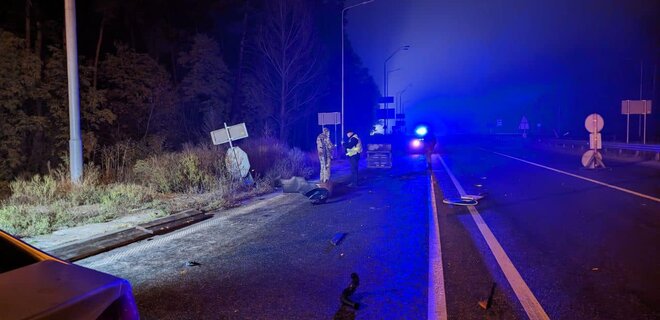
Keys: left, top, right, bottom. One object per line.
{"left": 621, "top": 100, "right": 652, "bottom": 115}
{"left": 496, "top": 119, "right": 503, "bottom": 127}
{"left": 583, "top": 114, "right": 605, "bottom": 169}
{"left": 589, "top": 133, "right": 602, "bottom": 149}
{"left": 581, "top": 149, "right": 605, "bottom": 169}
{"left": 376, "top": 108, "right": 395, "bottom": 119}
{"left": 210, "top": 123, "right": 248, "bottom": 145}
{"left": 621, "top": 100, "right": 652, "bottom": 144}
{"left": 318, "top": 112, "right": 341, "bottom": 125}
{"left": 584, "top": 113, "right": 604, "bottom": 133}
{"left": 377, "top": 96, "right": 394, "bottom": 104}
{"left": 225, "top": 146, "right": 250, "bottom": 178}
{"left": 518, "top": 116, "right": 529, "bottom": 130}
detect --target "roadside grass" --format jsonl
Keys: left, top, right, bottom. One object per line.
{"left": 0, "top": 137, "right": 315, "bottom": 237}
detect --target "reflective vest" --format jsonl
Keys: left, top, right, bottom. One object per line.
{"left": 346, "top": 134, "right": 362, "bottom": 157}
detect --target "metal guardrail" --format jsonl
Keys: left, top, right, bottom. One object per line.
{"left": 543, "top": 139, "right": 660, "bottom": 160}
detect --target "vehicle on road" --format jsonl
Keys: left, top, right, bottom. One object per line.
{"left": 0, "top": 229, "right": 140, "bottom": 320}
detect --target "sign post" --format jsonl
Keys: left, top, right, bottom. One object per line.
{"left": 210, "top": 123, "right": 251, "bottom": 181}
{"left": 621, "top": 100, "right": 652, "bottom": 144}
{"left": 318, "top": 112, "right": 341, "bottom": 153}
{"left": 582, "top": 113, "right": 605, "bottom": 169}
{"left": 519, "top": 116, "right": 530, "bottom": 138}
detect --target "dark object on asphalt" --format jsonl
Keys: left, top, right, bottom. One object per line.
{"left": 331, "top": 233, "right": 347, "bottom": 246}
{"left": 340, "top": 273, "right": 360, "bottom": 310}
{"left": 0, "top": 229, "right": 140, "bottom": 319}
{"left": 185, "top": 261, "right": 201, "bottom": 267}
{"left": 442, "top": 198, "right": 478, "bottom": 206}
{"left": 478, "top": 282, "right": 497, "bottom": 310}
{"left": 281, "top": 176, "right": 331, "bottom": 204}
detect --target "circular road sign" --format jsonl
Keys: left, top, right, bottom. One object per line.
{"left": 584, "top": 113, "right": 604, "bottom": 133}
{"left": 581, "top": 149, "right": 603, "bottom": 168}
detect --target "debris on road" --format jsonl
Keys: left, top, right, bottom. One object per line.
{"left": 461, "top": 194, "right": 485, "bottom": 201}
{"left": 340, "top": 273, "right": 360, "bottom": 309}
{"left": 185, "top": 261, "right": 201, "bottom": 267}
{"left": 281, "top": 176, "right": 331, "bottom": 204}
{"left": 331, "top": 233, "right": 347, "bottom": 246}
{"left": 443, "top": 198, "right": 478, "bottom": 206}
{"left": 478, "top": 283, "right": 497, "bottom": 310}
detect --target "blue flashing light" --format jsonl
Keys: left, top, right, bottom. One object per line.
{"left": 415, "top": 125, "right": 428, "bottom": 137}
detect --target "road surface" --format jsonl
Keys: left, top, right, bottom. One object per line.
{"left": 78, "top": 138, "right": 660, "bottom": 319}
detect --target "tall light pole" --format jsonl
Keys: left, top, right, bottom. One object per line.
{"left": 396, "top": 83, "right": 411, "bottom": 133}
{"left": 383, "top": 45, "right": 409, "bottom": 133}
{"left": 65, "top": 0, "right": 83, "bottom": 183}
{"left": 341, "top": 0, "right": 374, "bottom": 141}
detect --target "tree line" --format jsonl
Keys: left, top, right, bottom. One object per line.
{"left": 0, "top": 0, "right": 380, "bottom": 183}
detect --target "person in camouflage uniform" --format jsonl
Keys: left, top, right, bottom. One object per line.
{"left": 316, "top": 127, "right": 334, "bottom": 183}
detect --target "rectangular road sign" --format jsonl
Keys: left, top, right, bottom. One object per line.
{"left": 621, "top": 100, "right": 652, "bottom": 115}
{"left": 589, "top": 133, "right": 602, "bottom": 149}
{"left": 377, "top": 96, "right": 395, "bottom": 104}
{"left": 318, "top": 112, "right": 341, "bottom": 126}
{"left": 211, "top": 123, "right": 248, "bottom": 145}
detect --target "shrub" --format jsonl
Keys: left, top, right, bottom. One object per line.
{"left": 9, "top": 175, "right": 59, "bottom": 206}
{"left": 266, "top": 147, "right": 315, "bottom": 180}
{"left": 0, "top": 204, "right": 55, "bottom": 237}
{"left": 240, "top": 137, "right": 288, "bottom": 176}
{"left": 99, "top": 183, "right": 155, "bottom": 217}
{"left": 134, "top": 145, "right": 224, "bottom": 193}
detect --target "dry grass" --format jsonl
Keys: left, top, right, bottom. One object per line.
{"left": 0, "top": 137, "right": 315, "bottom": 237}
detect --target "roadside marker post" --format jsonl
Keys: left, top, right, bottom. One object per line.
{"left": 582, "top": 114, "right": 606, "bottom": 169}
{"left": 210, "top": 123, "right": 251, "bottom": 182}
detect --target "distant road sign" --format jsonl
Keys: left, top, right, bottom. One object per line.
{"left": 518, "top": 116, "right": 529, "bottom": 130}
{"left": 318, "top": 112, "right": 341, "bottom": 126}
{"left": 377, "top": 96, "right": 395, "bottom": 104}
{"left": 584, "top": 114, "right": 604, "bottom": 133}
{"left": 496, "top": 119, "right": 503, "bottom": 127}
{"left": 621, "top": 100, "right": 652, "bottom": 115}
{"left": 211, "top": 123, "right": 248, "bottom": 145}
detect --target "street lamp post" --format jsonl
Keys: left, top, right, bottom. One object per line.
{"left": 341, "top": 0, "right": 374, "bottom": 141}
{"left": 383, "top": 45, "right": 409, "bottom": 133}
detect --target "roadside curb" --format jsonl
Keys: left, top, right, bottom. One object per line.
{"left": 49, "top": 209, "right": 209, "bottom": 262}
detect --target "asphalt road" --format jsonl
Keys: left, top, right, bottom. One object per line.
{"left": 79, "top": 158, "right": 434, "bottom": 319}
{"left": 433, "top": 138, "right": 660, "bottom": 320}
{"left": 77, "top": 138, "right": 659, "bottom": 319}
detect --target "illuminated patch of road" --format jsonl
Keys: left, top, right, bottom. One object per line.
{"left": 427, "top": 172, "right": 448, "bottom": 320}
{"left": 491, "top": 151, "right": 660, "bottom": 203}
{"left": 438, "top": 156, "right": 550, "bottom": 320}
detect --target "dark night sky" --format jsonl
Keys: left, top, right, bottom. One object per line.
{"left": 345, "top": 0, "right": 659, "bottom": 139}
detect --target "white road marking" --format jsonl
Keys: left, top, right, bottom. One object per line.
{"left": 438, "top": 156, "right": 550, "bottom": 320}
{"left": 491, "top": 151, "right": 660, "bottom": 203}
{"left": 428, "top": 172, "right": 448, "bottom": 320}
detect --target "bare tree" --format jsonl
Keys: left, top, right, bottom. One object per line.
{"left": 252, "top": 0, "right": 322, "bottom": 141}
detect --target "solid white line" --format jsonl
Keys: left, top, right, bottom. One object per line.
{"left": 428, "top": 172, "right": 448, "bottom": 320}
{"left": 438, "top": 156, "right": 550, "bottom": 320}
{"left": 491, "top": 151, "right": 660, "bottom": 203}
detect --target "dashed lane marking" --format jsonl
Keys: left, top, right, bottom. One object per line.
{"left": 491, "top": 151, "right": 660, "bottom": 203}
{"left": 428, "top": 171, "right": 448, "bottom": 320}
{"left": 438, "top": 156, "right": 550, "bottom": 320}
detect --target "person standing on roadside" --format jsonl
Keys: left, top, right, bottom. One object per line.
{"left": 342, "top": 130, "right": 362, "bottom": 187}
{"left": 316, "top": 127, "right": 334, "bottom": 183}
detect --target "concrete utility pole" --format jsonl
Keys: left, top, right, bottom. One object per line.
{"left": 65, "top": 0, "right": 83, "bottom": 183}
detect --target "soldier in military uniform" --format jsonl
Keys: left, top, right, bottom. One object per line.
{"left": 316, "top": 127, "right": 334, "bottom": 183}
